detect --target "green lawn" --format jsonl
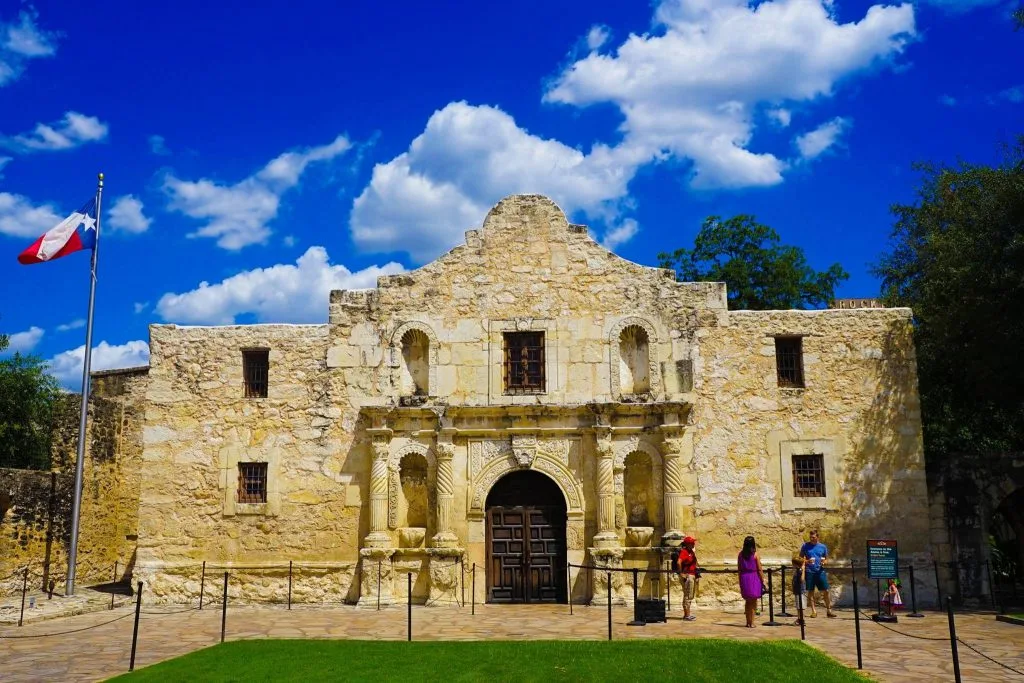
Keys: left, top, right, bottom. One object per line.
{"left": 112, "top": 639, "right": 865, "bottom": 682}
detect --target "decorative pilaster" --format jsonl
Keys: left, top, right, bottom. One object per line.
{"left": 661, "top": 429, "right": 695, "bottom": 544}
{"left": 357, "top": 547, "right": 396, "bottom": 607}
{"left": 366, "top": 434, "right": 392, "bottom": 548}
{"left": 594, "top": 432, "right": 618, "bottom": 549}
{"left": 663, "top": 453, "right": 684, "bottom": 540}
{"left": 432, "top": 441, "right": 458, "bottom": 548}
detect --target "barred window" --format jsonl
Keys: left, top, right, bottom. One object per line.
{"left": 243, "top": 348, "right": 269, "bottom": 398}
{"left": 792, "top": 454, "right": 825, "bottom": 497}
{"left": 503, "top": 332, "right": 545, "bottom": 394}
{"left": 237, "top": 462, "right": 268, "bottom": 504}
{"left": 775, "top": 336, "right": 805, "bottom": 388}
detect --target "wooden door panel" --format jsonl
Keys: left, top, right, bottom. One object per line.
{"left": 488, "top": 505, "right": 564, "bottom": 604}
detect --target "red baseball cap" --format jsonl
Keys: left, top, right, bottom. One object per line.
{"left": 683, "top": 536, "right": 696, "bottom": 545}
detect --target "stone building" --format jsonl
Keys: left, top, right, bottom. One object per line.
{"left": 121, "top": 194, "right": 933, "bottom": 607}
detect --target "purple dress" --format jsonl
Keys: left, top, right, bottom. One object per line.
{"left": 738, "top": 552, "right": 762, "bottom": 599}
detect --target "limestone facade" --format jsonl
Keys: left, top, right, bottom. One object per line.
{"left": 132, "top": 194, "right": 933, "bottom": 606}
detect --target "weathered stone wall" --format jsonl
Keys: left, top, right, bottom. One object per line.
{"left": 0, "top": 368, "right": 147, "bottom": 596}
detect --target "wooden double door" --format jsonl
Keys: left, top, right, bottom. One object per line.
{"left": 487, "top": 505, "right": 566, "bottom": 603}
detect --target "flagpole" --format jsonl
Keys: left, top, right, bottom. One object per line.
{"left": 66, "top": 172, "right": 103, "bottom": 596}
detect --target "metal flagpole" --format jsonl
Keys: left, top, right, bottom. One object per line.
{"left": 66, "top": 172, "right": 104, "bottom": 596}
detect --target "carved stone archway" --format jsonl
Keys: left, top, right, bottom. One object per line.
{"left": 389, "top": 321, "right": 440, "bottom": 397}
{"left": 608, "top": 316, "right": 661, "bottom": 399}
{"left": 388, "top": 442, "right": 436, "bottom": 530}
{"left": 613, "top": 438, "right": 664, "bottom": 533}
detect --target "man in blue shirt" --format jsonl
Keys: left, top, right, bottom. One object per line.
{"left": 800, "top": 529, "right": 836, "bottom": 618}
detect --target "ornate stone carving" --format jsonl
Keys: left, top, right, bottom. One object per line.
{"left": 470, "top": 450, "right": 584, "bottom": 513}
{"left": 469, "top": 440, "right": 483, "bottom": 478}
{"left": 566, "top": 520, "right": 585, "bottom": 550}
{"left": 433, "top": 440, "right": 457, "bottom": 547}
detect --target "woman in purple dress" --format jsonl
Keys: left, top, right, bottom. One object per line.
{"left": 737, "top": 535, "right": 765, "bottom": 628}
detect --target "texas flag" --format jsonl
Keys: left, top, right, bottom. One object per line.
{"left": 18, "top": 199, "right": 98, "bottom": 265}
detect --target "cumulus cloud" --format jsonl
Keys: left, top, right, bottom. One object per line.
{"left": 768, "top": 108, "right": 792, "bottom": 127}
{"left": 47, "top": 340, "right": 150, "bottom": 388}
{"left": 163, "top": 135, "right": 351, "bottom": 250}
{"left": 148, "top": 134, "right": 169, "bottom": 155}
{"left": 586, "top": 25, "right": 611, "bottom": 51}
{"left": 350, "top": 102, "right": 647, "bottom": 261}
{"left": 601, "top": 218, "right": 639, "bottom": 250}
{"left": 0, "top": 191, "right": 61, "bottom": 237}
{"left": 4, "top": 326, "right": 44, "bottom": 353}
{"left": 155, "top": 246, "right": 405, "bottom": 325}
{"left": 794, "top": 117, "right": 851, "bottom": 160}
{"left": 108, "top": 195, "right": 152, "bottom": 233}
{"left": 1, "top": 111, "right": 108, "bottom": 152}
{"left": 0, "top": 10, "right": 58, "bottom": 87}
{"left": 56, "top": 319, "right": 85, "bottom": 332}
{"left": 544, "top": 0, "right": 915, "bottom": 188}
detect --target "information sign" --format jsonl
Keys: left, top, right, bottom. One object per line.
{"left": 866, "top": 539, "right": 899, "bottom": 580}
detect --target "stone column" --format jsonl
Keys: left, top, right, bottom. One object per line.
{"left": 594, "top": 434, "right": 618, "bottom": 549}
{"left": 663, "top": 453, "right": 684, "bottom": 540}
{"left": 366, "top": 434, "right": 391, "bottom": 548}
{"left": 432, "top": 442, "right": 458, "bottom": 548}
{"left": 661, "top": 431, "right": 695, "bottom": 545}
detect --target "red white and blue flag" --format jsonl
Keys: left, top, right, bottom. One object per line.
{"left": 17, "top": 199, "right": 98, "bottom": 265}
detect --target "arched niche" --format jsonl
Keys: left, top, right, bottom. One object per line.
{"left": 388, "top": 443, "right": 436, "bottom": 530}
{"left": 613, "top": 439, "right": 664, "bottom": 533}
{"left": 608, "top": 317, "right": 661, "bottom": 399}
{"left": 624, "top": 451, "right": 655, "bottom": 526}
{"left": 390, "top": 322, "right": 439, "bottom": 398}
{"left": 399, "top": 452, "right": 430, "bottom": 528}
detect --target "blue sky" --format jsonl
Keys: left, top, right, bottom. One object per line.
{"left": 0, "top": 0, "right": 1021, "bottom": 387}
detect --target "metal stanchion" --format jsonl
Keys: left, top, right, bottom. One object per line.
{"left": 111, "top": 561, "right": 118, "bottom": 609}
{"left": 288, "top": 561, "right": 293, "bottom": 610}
{"left": 875, "top": 579, "right": 881, "bottom": 615}
{"left": 797, "top": 582, "right": 806, "bottom": 641}
{"left": 908, "top": 564, "right": 924, "bottom": 617}
{"left": 377, "top": 560, "right": 381, "bottom": 612}
{"left": 220, "top": 572, "right": 228, "bottom": 643}
{"left": 18, "top": 568, "right": 28, "bottom": 627}
{"left": 568, "top": 561, "right": 573, "bottom": 615}
{"left": 407, "top": 573, "right": 412, "bottom": 642}
{"left": 627, "top": 567, "right": 644, "bottom": 627}
{"left": 779, "top": 564, "right": 792, "bottom": 617}
{"left": 129, "top": 581, "right": 143, "bottom": 671}
{"left": 764, "top": 568, "right": 781, "bottom": 626}
{"left": 666, "top": 561, "right": 671, "bottom": 611}
{"left": 471, "top": 563, "right": 476, "bottom": 616}
{"left": 460, "top": 557, "right": 465, "bottom": 608}
{"left": 852, "top": 576, "right": 862, "bottom": 669}
{"left": 199, "top": 561, "right": 206, "bottom": 610}
{"left": 946, "top": 597, "right": 962, "bottom": 683}
{"left": 606, "top": 571, "right": 612, "bottom": 641}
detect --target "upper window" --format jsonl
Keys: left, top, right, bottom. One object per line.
{"left": 792, "top": 454, "right": 825, "bottom": 498}
{"left": 503, "top": 331, "right": 545, "bottom": 394}
{"left": 237, "top": 462, "right": 268, "bottom": 504}
{"left": 774, "top": 336, "right": 804, "bottom": 388}
{"left": 618, "top": 325, "right": 651, "bottom": 395}
{"left": 243, "top": 348, "right": 269, "bottom": 398}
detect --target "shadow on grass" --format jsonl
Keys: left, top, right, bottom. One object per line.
{"left": 110, "top": 639, "right": 865, "bottom": 682}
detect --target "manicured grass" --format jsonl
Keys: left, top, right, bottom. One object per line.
{"left": 112, "top": 639, "right": 865, "bottom": 682}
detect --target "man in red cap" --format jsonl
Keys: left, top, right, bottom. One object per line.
{"left": 676, "top": 536, "right": 699, "bottom": 621}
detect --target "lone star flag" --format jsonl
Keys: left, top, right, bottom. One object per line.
{"left": 18, "top": 199, "right": 98, "bottom": 264}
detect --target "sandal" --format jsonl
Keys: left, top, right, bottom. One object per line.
{"left": 827, "top": 611, "right": 837, "bottom": 618}
{"left": 683, "top": 615, "right": 696, "bottom": 621}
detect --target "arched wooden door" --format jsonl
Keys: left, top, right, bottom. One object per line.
{"left": 485, "top": 470, "right": 567, "bottom": 603}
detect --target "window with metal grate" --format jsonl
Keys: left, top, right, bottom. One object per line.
{"left": 237, "top": 462, "right": 268, "bottom": 503}
{"left": 792, "top": 453, "right": 825, "bottom": 497}
{"left": 503, "top": 332, "right": 545, "bottom": 394}
{"left": 775, "top": 336, "right": 805, "bottom": 388}
{"left": 242, "top": 348, "right": 269, "bottom": 398}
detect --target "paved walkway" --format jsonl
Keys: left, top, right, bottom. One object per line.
{"left": 2, "top": 604, "right": 1023, "bottom": 681}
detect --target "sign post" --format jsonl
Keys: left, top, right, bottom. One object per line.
{"left": 867, "top": 539, "right": 899, "bottom": 623}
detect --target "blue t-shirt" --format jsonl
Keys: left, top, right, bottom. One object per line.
{"left": 801, "top": 542, "right": 828, "bottom": 574}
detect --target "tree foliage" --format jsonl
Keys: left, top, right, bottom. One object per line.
{"left": 0, "top": 326, "right": 62, "bottom": 470}
{"left": 658, "top": 215, "right": 849, "bottom": 310}
{"left": 874, "top": 143, "right": 1024, "bottom": 469}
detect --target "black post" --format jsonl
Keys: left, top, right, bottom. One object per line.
{"left": 875, "top": 579, "right": 881, "bottom": 615}
{"left": 797, "top": 580, "right": 806, "bottom": 641}
{"left": 220, "top": 572, "right": 228, "bottom": 644}
{"left": 199, "top": 561, "right": 206, "bottom": 610}
{"left": 129, "top": 581, "right": 143, "bottom": 672}
{"left": 568, "top": 561, "right": 573, "bottom": 615}
{"left": 666, "top": 561, "right": 671, "bottom": 612}
{"left": 110, "top": 560, "right": 117, "bottom": 609}
{"left": 18, "top": 567, "right": 28, "bottom": 627}
{"left": 606, "top": 571, "right": 612, "bottom": 641}
{"left": 764, "top": 568, "right": 781, "bottom": 626}
{"left": 471, "top": 563, "right": 476, "bottom": 616}
{"left": 933, "top": 560, "right": 943, "bottom": 608}
{"left": 985, "top": 560, "right": 997, "bottom": 611}
{"left": 779, "top": 564, "right": 792, "bottom": 617}
{"left": 376, "top": 560, "right": 381, "bottom": 612}
{"left": 460, "top": 557, "right": 465, "bottom": 608}
{"left": 632, "top": 567, "right": 639, "bottom": 603}
{"left": 908, "top": 564, "right": 924, "bottom": 617}
{"left": 288, "top": 561, "right": 293, "bottom": 610}
{"left": 852, "top": 576, "right": 862, "bottom": 669}
{"left": 407, "top": 573, "right": 412, "bottom": 642}
{"left": 946, "top": 596, "right": 962, "bottom": 683}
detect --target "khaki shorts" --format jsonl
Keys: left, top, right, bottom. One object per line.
{"left": 682, "top": 574, "right": 696, "bottom": 606}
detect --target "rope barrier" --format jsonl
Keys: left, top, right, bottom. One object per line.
{"left": 857, "top": 610, "right": 951, "bottom": 641}
{"left": 0, "top": 610, "right": 134, "bottom": 639}
{"left": 956, "top": 638, "right": 1024, "bottom": 677}
{"left": 138, "top": 605, "right": 202, "bottom": 615}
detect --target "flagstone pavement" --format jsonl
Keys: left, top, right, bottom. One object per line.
{"left": 2, "top": 603, "right": 1023, "bottom": 681}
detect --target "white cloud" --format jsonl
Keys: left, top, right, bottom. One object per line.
{"left": 768, "top": 108, "right": 792, "bottom": 127}
{"left": 1, "top": 111, "right": 108, "bottom": 152}
{"left": 995, "top": 85, "right": 1023, "bottom": 104}
{"left": 47, "top": 340, "right": 150, "bottom": 388}
{"left": 4, "top": 326, "right": 44, "bottom": 353}
{"left": 794, "top": 116, "right": 851, "bottom": 160}
{"left": 0, "top": 155, "right": 10, "bottom": 178}
{"left": 938, "top": 94, "right": 957, "bottom": 107}
{"left": 155, "top": 246, "right": 405, "bottom": 325}
{"left": 544, "top": 0, "right": 915, "bottom": 189}
{"left": 350, "top": 102, "right": 647, "bottom": 261}
{"left": 282, "top": 235, "right": 297, "bottom": 247}
{"left": 586, "top": 25, "right": 611, "bottom": 51}
{"left": 163, "top": 135, "right": 351, "bottom": 250}
{"left": 108, "top": 195, "right": 152, "bottom": 233}
{"left": 133, "top": 302, "right": 148, "bottom": 314}
{"left": 601, "top": 219, "right": 639, "bottom": 250}
{"left": 0, "top": 10, "right": 58, "bottom": 87}
{"left": 148, "top": 134, "right": 169, "bottom": 155}
{"left": 0, "top": 191, "right": 61, "bottom": 237}
{"left": 56, "top": 319, "right": 85, "bottom": 332}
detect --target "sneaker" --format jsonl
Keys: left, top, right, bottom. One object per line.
{"left": 683, "top": 615, "right": 696, "bottom": 621}
{"left": 809, "top": 612, "right": 817, "bottom": 618}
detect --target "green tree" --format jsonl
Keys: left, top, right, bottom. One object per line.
{"left": 874, "top": 143, "right": 1024, "bottom": 469}
{"left": 0, "top": 328, "right": 62, "bottom": 470}
{"left": 657, "top": 215, "right": 849, "bottom": 310}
